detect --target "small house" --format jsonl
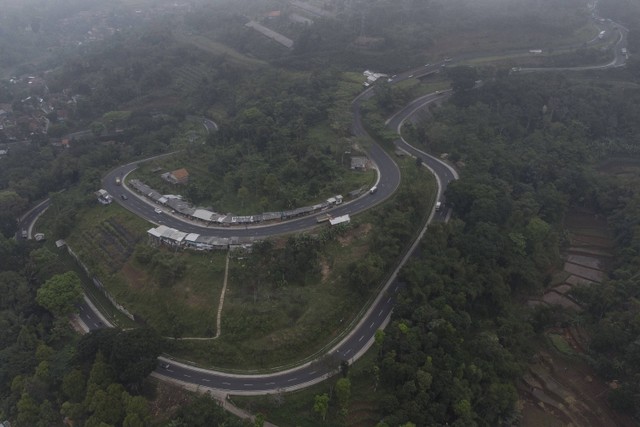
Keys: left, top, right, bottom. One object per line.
{"left": 95, "top": 189, "right": 113, "bottom": 205}
{"left": 350, "top": 156, "right": 368, "bottom": 170}
{"left": 162, "top": 168, "right": 189, "bottom": 185}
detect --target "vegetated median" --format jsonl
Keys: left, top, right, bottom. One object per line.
{"left": 127, "top": 124, "right": 376, "bottom": 217}
{"left": 164, "top": 156, "right": 436, "bottom": 370}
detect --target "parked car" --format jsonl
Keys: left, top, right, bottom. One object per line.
{"left": 120, "top": 194, "right": 128, "bottom": 200}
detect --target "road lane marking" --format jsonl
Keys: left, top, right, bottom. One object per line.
{"left": 387, "top": 297, "right": 392, "bottom": 303}
{"left": 266, "top": 382, "right": 275, "bottom": 386}
{"left": 244, "top": 383, "right": 253, "bottom": 386}
{"left": 344, "top": 349, "right": 351, "bottom": 355}
{"left": 358, "top": 335, "right": 364, "bottom": 342}
{"left": 370, "top": 322, "right": 375, "bottom": 328}
{"left": 223, "top": 382, "right": 231, "bottom": 385}
{"left": 183, "top": 374, "right": 191, "bottom": 378}
{"left": 309, "top": 370, "right": 316, "bottom": 375}
{"left": 287, "top": 377, "right": 297, "bottom": 382}
{"left": 202, "top": 378, "right": 210, "bottom": 382}
{"left": 378, "top": 309, "right": 384, "bottom": 317}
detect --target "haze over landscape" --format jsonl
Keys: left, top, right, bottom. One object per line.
{"left": 1, "top": 0, "right": 640, "bottom": 426}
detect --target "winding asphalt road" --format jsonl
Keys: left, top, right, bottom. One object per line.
{"left": 18, "top": 4, "right": 628, "bottom": 395}
{"left": 102, "top": 143, "right": 400, "bottom": 240}
{"left": 88, "top": 78, "right": 453, "bottom": 394}
{"left": 2, "top": 70, "right": 445, "bottom": 395}
{"left": 121, "top": 13, "right": 631, "bottom": 392}
{"left": 153, "top": 91, "right": 454, "bottom": 394}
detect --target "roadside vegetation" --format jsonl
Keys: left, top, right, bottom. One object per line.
{"left": 4, "top": 0, "right": 640, "bottom": 425}
{"left": 233, "top": 349, "right": 385, "bottom": 427}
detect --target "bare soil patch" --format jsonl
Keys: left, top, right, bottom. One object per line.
{"left": 180, "top": 284, "right": 208, "bottom": 309}
{"left": 519, "top": 348, "right": 636, "bottom": 427}
{"left": 146, "top": 380, "right": 194, "bottom": 422}
{"left": 565, "top": 274, "right": 595, "bottom": 286}
{"left": 337, "top": 223, "right": 372, "bottom": 247}
{"left": 121, "top": 262, "right": 152, "bottom": 291}
{"left": 520, "top": 208, "right": 627, "bottom": 425}
{"left": 568, "top": 232, "right": 614, "bottom": 249}
{"left": 563, "top": 262, "right": 606, "bottom": 283}
{"left": 597, "top": 157, "right": 640, "bottom": 175}
{"left": 564, "top": 211, "right": 609, "bottom": 230}
{"left": 541, "top": 291, "right": 581, "bottom": 310}
{"left": 319, "top": 257, "right": 331, "bottom": 282}
{"left": 566, "top": 254, "right": 604, "bottom": 270}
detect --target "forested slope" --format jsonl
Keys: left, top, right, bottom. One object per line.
{"left": 375, "top": 73, "right": 640, "bottom": 425}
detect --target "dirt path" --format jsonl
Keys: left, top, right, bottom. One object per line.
{"left": 164, "top": 251, "right": 230, "bottom": 341}
{"left": 214, "top": 252, "right": 230, "bottom": 339}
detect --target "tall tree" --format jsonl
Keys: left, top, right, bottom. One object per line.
{"left": 36, "top": 271, "right": 83, "bottom": 317}
{"left": 313, "top": 393, "right": 330, "bottom": 421}
{"left": 335, "top": 377, "right": 351, "bottom": 418}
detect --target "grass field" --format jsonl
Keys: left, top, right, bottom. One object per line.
{"left": 64, "top": 204, "right": 150, "bottom": 278}
{"left": 36, "top": 204, "right": 145, "bottom": 328}
{"left": 174, "top": 31, "right": 266, "bottom": 69}
{"left": 163, "top": 223, "right": 380, "bottom": 369}
{"left": 164, "top": 157, "right": 436, "bottom": 370}
{"left": 105, "top": 250, "right": 227, "bottom": 337}
{"left": 48, "top": 202, "right": 227, "bottom": 336}
{"left": 428, "top": 21, "right": 600, "bottom": 58}
{"left": 547, "top": 333, "right": 575, "bottom": 356}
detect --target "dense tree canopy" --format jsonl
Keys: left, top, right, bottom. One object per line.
{"left": 36, "top": 271, "right": 83, "bottom": 317}
{"left": 371, "top": 69, "right": 640, "bottom": 424}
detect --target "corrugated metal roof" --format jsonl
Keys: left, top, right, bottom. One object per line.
{"left": 329, "top": 214, "right": 350, "bottom": 226}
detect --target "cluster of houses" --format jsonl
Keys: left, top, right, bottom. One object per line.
{"left": 147, "top": 225, "right": 256, "bottom": 251}
{"left": 0, "top": 2, "right": 196, "bottom": 146}
{"left": 362, "top": 70, "right": 388, "bottom": 87}
{"left": 146, "top": 213, "right": 350, "bottom": 253}
{"left": 128, "top": 177, "right": 349, "bottom": 226}
{"left": 142, "top": 183, "right": 352, "bottom": 251}
{"left": 0, "top": 75, "right": 81, "bottom": 144}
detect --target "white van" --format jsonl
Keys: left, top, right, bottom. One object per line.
{"left": 369, "top": 186, "right": 378, "bottom": 194}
